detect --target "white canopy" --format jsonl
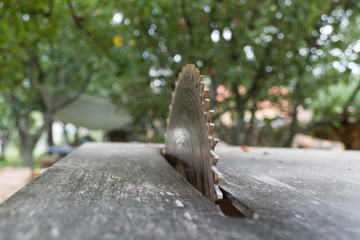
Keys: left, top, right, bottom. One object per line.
{"left": 39, "top": 85, "right": 133, "bottom": 131}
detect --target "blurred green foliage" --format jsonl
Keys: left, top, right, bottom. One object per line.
{"left": 1, "top": 0, "right": 360, "bottom": 166}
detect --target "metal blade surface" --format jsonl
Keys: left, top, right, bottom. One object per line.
{"left": 164, "top": 64, "right": 215, "bottom": 203}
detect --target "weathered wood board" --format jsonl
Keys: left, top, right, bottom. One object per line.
{"left": 0, "top": 143, "right": 359, "bottom": 239}
{"left": 217, "top": 145, "right": 360, "bottom": 240}
{"left": 0, "top": 143, "right": 259, "bottom": 240}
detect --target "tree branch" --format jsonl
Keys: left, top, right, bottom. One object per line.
{"left": 9, "top": 92, "right": 31, "bottom": 138}
{"left": 49, "top": 73, "right": 92, "bottom": 113}
{"left": 343, "top": 80, "right": 360, "bottom": 111}
{"left": 244, "top": 42, "right": 274, "bottom": 102}
{"left": 33, "top": 112, "right": 50, "bottom": 142}
{"left": 26, "top": 0, "right": 53, "bottom": 17}
{"left": 66, "top": 0, "right": 111, "bottom": 59}
{"left": 304, "top": 80, "right": 360, "bottom": 133}
{"left": 213, "top": 105, "right": 236, "bottom": 121}
{"left": 180, "top": 0, "right": 194, "bottom": 45}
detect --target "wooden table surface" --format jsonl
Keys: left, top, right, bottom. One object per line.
{"left": 217, "top": 145, "right": 360, "bottom": 239}
{"left": 0, "top": 143, "right": 359, "bottom": 240}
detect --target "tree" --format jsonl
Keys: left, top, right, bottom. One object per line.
{"left": 1, "top": 0, "right": 360, "bottom": 166}
{"left": 0, "top": 95, "right": 11, "bottom": 161}
{"left": 103, "top": 0, "right": 360, "bottom": 145}
{"left": 0, "top": 0, "right": 115, "bottom": 167}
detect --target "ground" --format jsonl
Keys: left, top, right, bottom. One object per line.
{"left": 0, "top": 167, "right": 46, "bottom": 204}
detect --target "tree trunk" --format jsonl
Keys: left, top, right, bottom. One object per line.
{"left": 286, "top": 105, "right": 299, "bottom": 147}
{"left": 47, "top": 118, "right": 54, "bottom": 147}
{"left": 245, "top": 105, "right": 257, "bottom": 145}
{"left": 18, "top": 112, "right": 49, "bottom": 168}
{"left": 232, "top": 84, "right": 247, "bottom": 145}
{"left": 0, "top": 132, "right": 8, "bottom": 161}
{"left": 21, "top": 138, "right": 36, "bottom": 168}
{"left": 277, "top": 131, "right": 290, "bottom": 147}
{"left": 234, "top": 107, "right": 246, "bottom": 145}
{"left": 74, "top": 126, "right": 79, "bottom": 145}
{"left": 0, "top": 147, "right": 4, "bottom": 161}
{"left": 0, "top": 138, "right": 5, "bottom": 161}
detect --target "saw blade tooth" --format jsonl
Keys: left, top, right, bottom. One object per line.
{"left": 212, "top": 153, "right": 219, "bottom": 166}
{"left": 192, "top": 66, "right": 199, "bottom": 81}
{"left": 203, "top": 99, "right": 210, "bottom": 114}
{"left": 214, "top": 185, "right": 223, "bottom": 201}
{"left": 212, "top": 156, "right": 223, "bottom": 201}
{"left": 200, "top": 81, "right": 205, "bottom": 96}
{"left": 202, "top": 89, "right": 209, "bottom": 101}
{"left": 210, "top": 137, "right": 219, "bottom": 151}
{"left": 206, "top": 110, "right": 215, "bottom": 124}
{"left": 208, "top": 123, "right": 215, "bottom": 136}
{"left": 212, "top": 166, "right": 223, "bottom": 181}
{"left": 198, "top": 75, "right": 204, "bottom": 87}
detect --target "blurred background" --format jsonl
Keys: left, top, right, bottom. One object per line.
{"left": 0, "top": 0, "right": 360, "bottom": 202}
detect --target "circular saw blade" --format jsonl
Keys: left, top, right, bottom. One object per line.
{"left": 164, "top": 64, "right": 223, "bottom": 203}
